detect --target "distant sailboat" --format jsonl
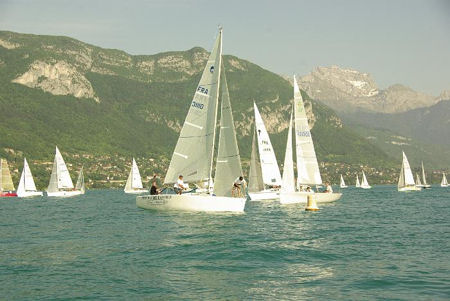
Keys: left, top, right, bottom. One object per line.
{"left": 247, "top": 103, "right": 282, "bottom": 201}
{"left": 136, "top": 28, "right": 246, "bottom": 212}
{"left": 355, "top": 174, "right": 361, "bottom": 188}
{"left": 360, "top": 171, "right": 371, "bottom": 189}
{"left": 419, "top": 162, "right": 431, "bottom": 189}
{"left": 46, "top": 146, "right": 83, "bottom": 197}
{"left": 124, "top": 158, "right": 148, "bottom": 194}
{"left": 17, "top": 158, "right": 43, "bottom": 197}
{"left": 75, "top": 166, "right": 86, "bottom": 194}
{"left": 398, "top": 151, "right": 421, "bottom": 191}
{"left": 441, "top": 173, "right": 449, "bottom": 187}
{"left": 0, "top": 158, "right": 17, "bottom": 197}
{"left": 340, "top": 175, "right": 348, "bottom": 188}
{"left": 415, "top": 173, "right": 422, "bottom": 186}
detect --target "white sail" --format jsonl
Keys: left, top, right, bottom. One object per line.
{"left": 293, "top": 76, "right": 322, "bottom": 187}
{"left": 253, "top": 102, "right": 282, "bottom": 186}
{"left": 281, "top": 110, "right": 295, "bottom": 193}
{"left": 0, "top": 159, "right": 15, "bottom": 191}
{"left": 415, "top": 173, "right": 422, "bottom": 186}
{"left": 75, "top": 166, "right": 85, "bottom": 193}
{"left": 356, "top": 175, "right": 360, "bottom": 187}
{"left": 125, "top": 158, "right": 144, "bottom": 191}
{"left": 55, "top": 147, "right": 74, "bottom": 189}
{"left": 361, "top": 171, "right": 370, "bottom": 188}
{"left": 248, "top": 126, "right": 264, "bottom": 193}
{"left": 421, "top": 162, "right": 428, "bottom": 185}
{"left": 442, "top": 173, "right": 448, "bottom": 186}
{"left": 164, "top": 29, "right": 222, "bottom": 187}
{"left": 214, "top": 67, "right": 243, "bottom": 197}
{"left": 340, "top": 175, "right": 347, "bottom": 188}
{"left": 18, "top": 158, "right": 38, "bottom": 194}
{"left": 402, "top": 151, "right": 415, "bottom": 186}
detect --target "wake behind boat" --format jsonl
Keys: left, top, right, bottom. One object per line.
{"left": 137, "top": 28, "right": 246, "bottom": 213}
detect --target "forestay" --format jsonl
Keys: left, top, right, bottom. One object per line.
{"left": 214, "top": 68, "right": 243, "bottom": 197}
{"left": 164, "top": 29, "right": 222, "bottom": 185}
{"left": 293, "top": 76, "right": 322, "bottom": 187}
{"left": 248, "top": 127, "right": 264, "bottom": 192}
{"left": 253, "top": 103, "right": 282, "bottom": 186}
{"left": 281, "top": 110, "right": 295, "bottom": 193}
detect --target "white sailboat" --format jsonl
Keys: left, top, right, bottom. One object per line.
{"left": 247, "top": 103, "right": 282, "bottom": 201}
{"left": 17, "top": 158, "right": 43, "bottom": 197}
{"left": 0, "top": 158, "right": 17, "bottom": 197}
{"left": 415, "top": 173, "right": 422, "bottom": 187}
{"left": 419, "top": 162, "right": 431, "bottom": 189}
{"left": 247, "top": 126, "right": 267, "bottom": 200}
{"left": 355, "top": 174, "right": 361, "bottom": 188}
{"left": 398, "top": 151, "right": 421, "bottom": 191}
{"left": 75, "top": 166, "right": 86, "bottom": 194}
{"left": 340, "top": 174, "right": 348, "bottom": 188}
{"left": 124, "top": 158, "right": 148, "bottom": 194}
{"left": 441, "top": 173, "right": 448, "bottom": 187}
{"left": 360, "top": 170, "right": 372, "bottom": 189}
{"left": 46, "top": 146, "right": 83, "bottom": 197}
{"left": 137, "top": 28, "right": 246, "bottom": 213}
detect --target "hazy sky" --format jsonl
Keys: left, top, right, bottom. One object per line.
{"left": 1, "top": 0, "right": 449, "bottom": 95}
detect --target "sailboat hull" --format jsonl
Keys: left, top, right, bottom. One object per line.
{"left": 417, "top": 184, "right": 431, "bottom": 189}
{"left": 248, "top": 190, "right": 279, "bottom": 201}
{"left": 124, "top": 189, "right": 149, "bottom": 194}
{"left": 136, "top": 194, "right": 246, "bottom": 213}
{"left": 360, "top": 185, "right": 372, "bottom": 189}
{"left": 47, "top": 190, "right": 83, "bottom": 197}
{"left": 279, "top": 192, "right": 308, "bottom": 204}
{"left": 280, "top": 191, "right": 342, "bottom": 204}
{"left": 17, "top": 191, "right": 43, "bottom": 198}
{"left": 0, "top": 191, "right": 17, "bottom": 197}
{"left": 340, "top": 185, "right": 348, "bottom": 188}
{"left": 398, "top": 186, "right": 422, "bottom": 192}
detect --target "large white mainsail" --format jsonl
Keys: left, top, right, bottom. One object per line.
{"left": 248, "top": 126, "right": 264, "bottom": 193}
{"left": 47, "top": 146, "right": 74, "bottom": 193}
{"left": 164, "top": 30, "right": 222, "bottom": 188}
{"left": 0, "top": 158, "right": 15, "bottom": 192}
{"left": 281, "top": 110, "right": 295, "bottom": 194}
{"left": 293, "top": 76, "right": 322, "bottom": 188}
{"left": 253, "top": 103, "right": 282, "bottom": 187}
{"left": 213, "top": 67, "right": 243, "bottom": 197}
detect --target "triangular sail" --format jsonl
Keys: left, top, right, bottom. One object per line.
{"left": 0, "top": 159, "right": 15, "bottom": 191}
{"left": 125, "top": 167, "right": 133, "bottom": 191}
{"left": 281, "top": 110, "right": 295, "bottom": 193}
{"left": 415, "top": 173, "right": 422, "bottom": 186}
{"left": 75, "top": 166, "right": 85, "bottom": 193}
{"left": 421, "top": 162, "right": 428, "bottom": 185}
{"left": 253, "top": 103, "right": 282, "bottom": 186}
{"left": 398, "top": 164, "right": 405, "bottom": 188}
{"left": 164, "top": 29, "right": 222, "bottom": 186}
{"left": 18, "top": 158, "right": 38, "bottom": 193}
{"left": 361, "top": 171, "right": 369, "bottom": 187}
{"left": 131, "top": 159, "right": 144, "bottom": 189}
{"left": 340, "top": 175, "right": 346, "bottom": 187}
{"left": 401, "top": 152, "right": 415, "bottom": 186}
{"left": 293, "top": 76, "right": 322, "bottom": 187}
{"left": 248, "top": 126, "right": 264, "bottom": 192}
{"left": 47, "top": 155, "right": 59, "bottom": 193}
{"left": 214, "top": 67, "right": 243, "bottom": 197}
{"left": 356, "top": 175, "right": 361, "bottom": 187}
{"left": 442, "top": 173, "right": 448, "bottom": 186}
{"left": 55, "top": 147, "right": 74, "bottom": 189}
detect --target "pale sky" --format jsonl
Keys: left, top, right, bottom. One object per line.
{"left": 1, "top": 0, "right": 449, "bottom": 95}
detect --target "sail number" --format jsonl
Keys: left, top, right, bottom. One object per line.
{"left": 297, "top": 130, "right": 311, "bottom": 137}
{"left": 197, "top": 86, "right": 209, "bottom": 95}
{"left": 192, "top": 101, "right": 204, "bottom": 109}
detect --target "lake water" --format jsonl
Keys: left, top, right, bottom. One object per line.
{"left": 1, "top": 186, "right": 449, "bottom": 300}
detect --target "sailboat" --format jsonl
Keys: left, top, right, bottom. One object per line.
{"left": 360, "top": 170, "right": 371, "bottom": 189}
{"left": 0, "top": 158, "right": 17, "bottom": 197}
{"left": 75, "top": 166, "right": 86, "bottom": 194}
{"left": 441, "top": 173, "right": 449, "bottom": 187}
{"left": 247, "top": 103, "right": 282, "bottom": 201}
{"left": 415, "top": 173, "right": 422, "bottom": 187}
{"left": 355, "top": 174, "right": 361, "bottom": 188}
{"left": 46, "top": 146, "right": 83, "bottom": 197}
{"left": 398, "top": 151, "right": 421, "bottom": 191}
{"left": 419, "top": 162, "right": 431, "bottom": 189}
{"left": 136, "top": 28, "right": 246, "bottom": 212}
{"left": 124, "top": 158, "right": 148, "bottom": 194}
{"left": 280, "top": 76, "right": 341, "bottom": 204}
{"left": 340, "top": 175, "right": 348, "bottom": 188}
{"left": 247, "top": 126, "right": 267, "bottom": 199}
{"left": 17, "top": 158, "right": 43, "bottom": 197}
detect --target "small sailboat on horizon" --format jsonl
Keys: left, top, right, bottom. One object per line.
{"left": 0, "top": 158, "right": 17, "bottom": 197}
{"left": 398, "top": 151, "right": 421, "bottom": 192}
{"left": 441, "top": 173, "right": 449, "bottom": 187}
{"left": 418, "top": 162, "right": 431, "bottom": 189}
{"left": 17, "top": 158, "right": 43, "bottom": 197}
{"left": 355, "top": 174, "right": 361, "bottom": 188}
{"left": 124, "top": 158, "right": 148, "bottom": 194}
{"left": 46, "top": 146, "right": 84, "bottom": 197}
{"left": 340, "top": 174, "right": 348, "bottom": 188}
{"left": 360, "top": 170, "right": 371, "bottom": 189}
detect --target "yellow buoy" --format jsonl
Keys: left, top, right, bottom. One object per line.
{"left": 305, "top": 194, "right": 319, "bottom": 211}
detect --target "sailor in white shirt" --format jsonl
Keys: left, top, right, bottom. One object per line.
{"left": 232, "top": 176, "right": 246, "bottom": 197}
{"left": 174, "top": 175, "right": 189, "bottom": 194}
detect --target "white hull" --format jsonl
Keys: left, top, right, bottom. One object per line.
{"left": 417, "top": 184, "right": 431, "bottom": 189}
{"left": 340, "top": 185, "right": 348, "bottom": 188}
{"left": 17, "top": 191, "right": 43, "bottom": 198}
{"left": 280, "top": 191, "right": 342, "bottom": 204}
{"left": 248, "top": 190, "right": 279, "bottom": 201}
{"left": 360, "top": 185, "right": 371, "bottom": 189}
{"left": 441, "top": 184, "right": 449, "bottom": 188}
{"left": 136, "top": 194, "right": 246, "bottom": 213}
{"left": 398, "top": 186, "right": 422, "bottom": 192}
{"left": 47, "top": 190, "right": 83, "bottom": 197}
{"left": 124, "top": 189, "right": 149, "bottom": 194}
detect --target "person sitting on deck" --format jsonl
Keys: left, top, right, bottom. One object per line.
{"left": 232, "top": 176, "right": 246, "bottom": 197}
{"left": 150, "top": 181, "right": 159, "bottom": 195}
{"left": 174, "top": 175, "right": 189, "bottom": 195}
{"left": 323, "top": 182, "right": 333, "bottom": 193}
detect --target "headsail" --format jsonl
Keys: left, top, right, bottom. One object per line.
{"left": 0, "top": 159, "right": 15, "bottom": 191}
{"left": 293, "top": 76, "right": 322, "bottom": 187}
{"left": 248, "top": 126, "right": 264, "bottom": 192}
{"left": 281, "top": 110, "right": 295, "bottom": 193}
{"left": 164, "top": 29, "right": 222, "bottom": 185}
{"left": 253, "top": 103, "right": 282, "bottom": 186}
{"left": 401, "top": 151, "right": 415, "bottom": 186}
{"left": 214, "top": 66, "right": 243, "bottom": 197}
{"left": 55, "top": 147, "right": 74, "bottom": 189}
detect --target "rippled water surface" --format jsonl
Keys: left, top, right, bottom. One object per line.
{"left": 1, "top": 186, "right": 449, "bottom": 300}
